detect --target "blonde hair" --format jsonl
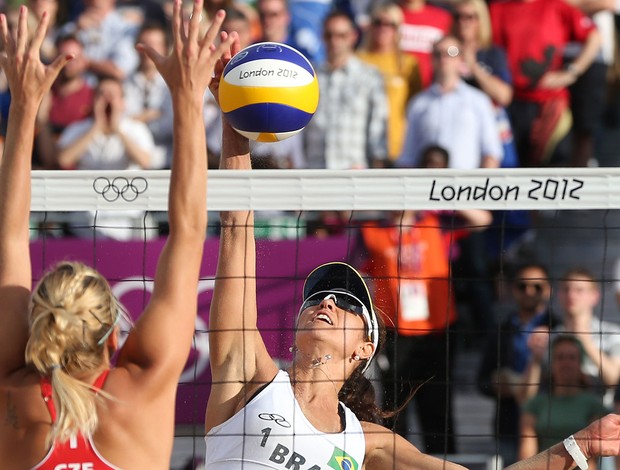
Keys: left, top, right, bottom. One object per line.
{"left": 25, "top": 262, "right": 119, "bottom": 446}
{"left": 452, "top": 0, "right": 492, "bottom": 49}
{"left": 364, "top": 2, "right": 404, "bottom": 50}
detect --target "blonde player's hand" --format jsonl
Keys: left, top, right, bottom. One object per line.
{"left": 0, "top": 6, "right": 71, "bottom": 106}
{"left": 136, "top": 0, "right": 236, "bottom": 101}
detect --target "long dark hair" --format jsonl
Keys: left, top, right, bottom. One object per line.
{"left": 338, "top": 309, "right": 404, "bottom": 424}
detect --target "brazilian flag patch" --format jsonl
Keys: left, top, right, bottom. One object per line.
{"left": 327, "top": 447, "right": 359, "bottom": 470}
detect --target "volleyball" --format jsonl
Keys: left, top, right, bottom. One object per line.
{"left": 219, "top": 42, "right": 319, "bottom": 142}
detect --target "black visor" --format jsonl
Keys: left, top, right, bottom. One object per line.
{"left": 303, "top": 262, "right": 373, "bottom": 316}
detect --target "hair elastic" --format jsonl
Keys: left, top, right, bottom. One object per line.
{"left": 96, "top": 309, "right": 122, "bottom": 346}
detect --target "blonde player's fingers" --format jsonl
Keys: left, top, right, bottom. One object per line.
{"left": 199, "top": 9, "right": 225, "bottom": 52}
{"left": 46, "top": 52, "right": 74, "bottom": 87}
{"left": 29, "top": 11, "right": 49, "bottom": 55}
{"left": 171, "top": 0, "right": 183, "bottom": 51}
{"left": 136, "top": 43, "right": 164, "bottom": 70}
{"left": 15, "top": 5, "right": 28, "bottom": 57}
{"left": 0, "top": 15, "right": 14, "bottom": 57}
{"left": 187, "top": 0, "right": 204, "bottom": 46}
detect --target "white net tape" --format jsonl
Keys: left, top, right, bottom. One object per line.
{"left": 31, "top": 168, "right": 619, "bottom": 212}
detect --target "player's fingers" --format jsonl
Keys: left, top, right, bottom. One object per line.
{"left": 171, "top": 0, "right": 183, "bottom": 50}
{"left": 0, "top": 15, "right": 13, "bottom": 56}
{"left": 29, "top": 11, "right": 49, "bottom": 54}
{"left": 211, "top": 33, "right": 227, "bottom": 80}
{"left": 230, "top": 31, "right": 241, "bottom": 57}
{"left": 187, "top": 0, "right": 203, "bottom": 46}
{"left": 219, "top": 31, "right": 231, "bottom": 61}
{"left": 136, "top": 43, "right": 164, "bottom": 69}
{"left": 16, "top": 5, "right": 28, "bottom": 56}
{"left": 46, "top": 52, "right": 73, "bottom": 83}
{"left": 212, "top": 31, "right": 236, "bottom": 80}
{"left": 212, "top": 30, "right": 235, "bottom": 66}
{"left": 199, "top": 9, "right": 225, "bottom": 51}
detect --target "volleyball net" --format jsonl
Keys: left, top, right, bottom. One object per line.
{"left": 30, "top": 168, "right": 620, "bottom": 469}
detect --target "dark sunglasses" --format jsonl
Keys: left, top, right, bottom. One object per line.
{"left": 259, "top": 9, "right": 285, "bottom": 18}
{"left": 302, "top": 291, "right": 365, "bottom": 316}
{"left": 454, "top": 12, "right": 478, "bottom": 21}
{"left": 516, "top": 282, "right": 545, "bottom": 294}
{"left": 371, "top": 19, "right": 398, "bottom": 28}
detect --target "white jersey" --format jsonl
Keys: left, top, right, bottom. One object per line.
{"left": 205, "top": 370, "right": 366, "bottom": 470}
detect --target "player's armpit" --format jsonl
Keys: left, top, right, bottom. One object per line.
{"left": 361, "top": 421, "right": 466, "bottom": 470}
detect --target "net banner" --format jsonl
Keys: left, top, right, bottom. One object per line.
{"left": 30, "top": 236, "right": 356, "bottom": 424}
{"left": 31, "top": 168, "right": 620, "bottom": 212}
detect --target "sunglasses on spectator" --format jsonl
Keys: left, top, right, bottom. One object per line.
{"left": 371, "top": 18, "right": 398, "bottom": 28}
{"left": 324, "top": 30, "right": 351, "bottom": 39}
{"left": 259, "top": 9, "right": 285, "bottom": 18}
{"left": 516, "top": 282, "right": 546, "bottom": 294}
{"left": 454, "top": 12, "right": 478, "bottom": 21}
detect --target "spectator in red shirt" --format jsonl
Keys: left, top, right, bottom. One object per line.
{"left": 35, "top": 33, "right": 94, "bottom": 169}
{"left": 490, "top": 0, "right": 601, "bottom": 167}
{"left": 397, "top": 0, "right": 452, "bottom": 88}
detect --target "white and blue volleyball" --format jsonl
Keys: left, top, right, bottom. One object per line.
{"left": 219, "top": 42, "right": 319, "bottom": 142}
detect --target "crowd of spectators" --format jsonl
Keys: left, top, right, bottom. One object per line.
{"left": 1, "top": 0, "right": 616, "bottom": 174}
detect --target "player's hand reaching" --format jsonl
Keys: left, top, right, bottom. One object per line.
{"left": 208, "top": 30, "right": 248, "bottom": 150}
{"left": 137, "top": 0, "right": 236, "bottom": 101}
{"left": 209, "top": 30, "right": 241, "bottom": 106}
{"left": 0, "top": 6, "right": 71, "bottom": 107}
{"left": 577, "top": 414, "right": 620, "bottom": 459}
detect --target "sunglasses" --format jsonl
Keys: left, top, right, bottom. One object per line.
{"left": 300, "top": 290, "right": 375, "bottom": 343}
{"left": 324, "top": 30, "right": 350, "bottom": 40}
{"left": 259, "top": 9, "right": 285, "bottom": 18}
{"left": 516, "top": 282, "right": 546, "bottom": 294}
{"left": 454, "top": 12, "right": 478, "bottom": 21}
{"left": 371, "top": 19, "right": 398, "bottom": 28}
{"left": 303, "top": 291, "right": 366, "bottom": 316}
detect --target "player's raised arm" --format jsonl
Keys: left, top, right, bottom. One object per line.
{"left": 115, "top": 0, "right": 234, "bottom": 391}
{"left": 205, "top": 34, "right": 279, "bottom": 432}
{"left": 0, "top": 7, "right": 70, "bottom": 379}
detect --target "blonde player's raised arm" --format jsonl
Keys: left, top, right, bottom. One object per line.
{"left": 0, "top": 8, "right": 71, "bottom": 383}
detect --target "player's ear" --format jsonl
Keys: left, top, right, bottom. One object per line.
{"left": 356, "top": 341, "right": 374, "bottom": 361}
{"left": 106, "top": 326, "right": 119, "bottom": 354}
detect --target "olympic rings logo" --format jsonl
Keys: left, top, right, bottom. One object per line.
{"left": 258, "top": 413, "right": 292, "bottom": 428}
{"left": 93, "top": 177, "right": 148, "bottom": 202}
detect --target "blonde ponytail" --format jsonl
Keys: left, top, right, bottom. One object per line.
{"left": 25, "top": 262, "right": 118, "bottom": 445}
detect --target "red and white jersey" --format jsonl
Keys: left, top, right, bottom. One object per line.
{"left": 398, "top": 4, "right": 452, "bottom": 88}
{"left": 32, "top": 371, "right": 121, "bottom": 470}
